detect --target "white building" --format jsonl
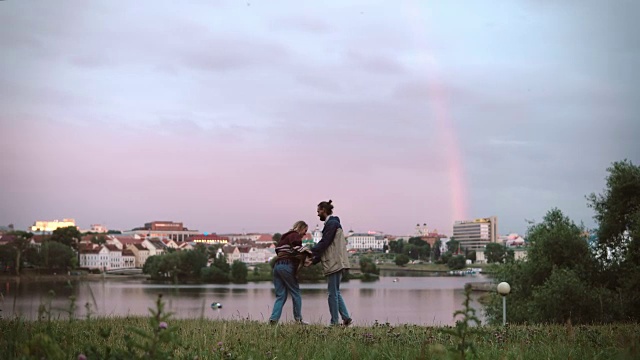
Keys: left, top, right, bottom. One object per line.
{"left": 122, "top": 249, "right": 136, "bottom": 268}
{"left": 346, "top": 233, "right": 386, "bottom": 251}
{"left": 499, "top": 233, "right": 526, "bottom": 247}
{"left": 127, "top": 244, "right": 150, "bottom": 268}
{"left": 105, "top": 245, "right": 122, "bottom": 270}
{"left": 217, "top": 245, "right": 241, "bottom": 265}
{"left": 79, "top": 246, "right": 110, "bottom": 270}
{"left": 221, "top": 233, "right": 262, "bottom": 242}
{"left": 312, "top": 225, "right": 322, "bottom": 243}
{"left": 79, "top": 244, "right": 136, "bottom": 270}
{"left": 90, "top": 224, "right": 108, "bottom": 233}
{"left": 142, "top": 239, "right": 166, "bottom": 257}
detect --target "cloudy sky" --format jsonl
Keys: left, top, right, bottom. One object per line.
{"left": 1, "top": 0, "right": 638, "bottom": 236}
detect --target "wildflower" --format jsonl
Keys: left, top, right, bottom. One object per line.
{"left": 217, "top": 341, "right": 223, "bottom": 347}
{"left": 159, "top": 322, "right": 168, "bottom": 329}
{"left": 78, "top": 354, "right": 87, "bottom": 360}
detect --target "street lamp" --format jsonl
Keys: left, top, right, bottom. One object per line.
{"left": 497, "top": 282, "right": 511, "bottom": 326}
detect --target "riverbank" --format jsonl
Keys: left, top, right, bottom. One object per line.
{"left": 0, "top": 273, "right": 150, "bottom": 282}
{"left": 1, "top": 317, "right": 637, "bottom": 359}
{"left": 377, "top": 263, "right": 451, "bottom": 272}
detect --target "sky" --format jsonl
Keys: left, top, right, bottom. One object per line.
{"left": 1, "top": 0, "right": 638, "bottom": 236}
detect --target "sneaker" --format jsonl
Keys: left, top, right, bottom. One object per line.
{"left": 295, "top": 319, "right": 309, "bottom": 325}
{"left": 343, "top": 318, "right": 353, "bottom": 327}
{"left": 269, "top": 320, "right": 277, "bottom": 325}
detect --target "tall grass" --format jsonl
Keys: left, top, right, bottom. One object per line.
{"left": 0, "top": 285, "right": 638, "bottom": 359}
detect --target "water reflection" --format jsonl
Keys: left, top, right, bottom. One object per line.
{"left": 1, "top": 275, "right": 488, "bottom": 326}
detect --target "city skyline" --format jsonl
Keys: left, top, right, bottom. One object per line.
{"left": 1, "top": 1, "right": 638, "bottom": 236}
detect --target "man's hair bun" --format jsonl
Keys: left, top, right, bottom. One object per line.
{"left": 318, "top": 200, "right": 334, "bottom": 214}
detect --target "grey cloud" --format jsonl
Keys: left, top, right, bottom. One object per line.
{"left": 181, "top": 37, "right": 290, "bottom": 72}
{"left": 345, "top": 50, "right": 406, "bottom": 74}
{"left": 296, "top": 73, "right": 344, "bottom": 93}
{"left": 70, "top": 54, "right": 116, "bottom": 68}
{"left": 270, "top": 15, "right": 331, "bottom": 33}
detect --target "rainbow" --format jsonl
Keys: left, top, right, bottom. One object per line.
{"left": 403, "top": 1, "right": 468, "bottom": 222}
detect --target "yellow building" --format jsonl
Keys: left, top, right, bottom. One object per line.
{"left": 30, "top": 218, "right": 77, "bottom": 233}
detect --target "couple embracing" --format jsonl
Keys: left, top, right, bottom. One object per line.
{"left": 269, "top": 200, "right": 353, "bottom": 327}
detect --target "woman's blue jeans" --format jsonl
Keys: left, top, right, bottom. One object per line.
{"left": 269, "top": 261, "right": 302, "bottom": 322}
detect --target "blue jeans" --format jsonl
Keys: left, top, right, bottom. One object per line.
{"left": 327, "top": 270, "right": 351, "bottom": 325}
{"left": 269, "top": 261, "right": 302, "bottom": 322}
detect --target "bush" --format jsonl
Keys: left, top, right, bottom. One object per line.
{"left": 230, "top": 260, "right": 248, "bottom": 284}
{"left": 359, "top": 256, "right": 380, "bottom": 275}
{"left": 447, "top": 255, "right": 466, "bottom": 270}
{"left": 200, "top": 266, "right": 229, "bottom": 283}
{"left": 395, "top": 254, "right": 410, "bottom": 266}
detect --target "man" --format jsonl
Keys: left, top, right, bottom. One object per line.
{"left": 311, "top": 200, "right": 353, "bottom": 326}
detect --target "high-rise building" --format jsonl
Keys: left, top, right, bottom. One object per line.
{"left": 144, "top": 221, "right": 184, "bottom": 231}
{"left": 452, "top": 216, "right": 498, "bottom": 252}
{"left": 124, "top": 221, "right": 198, "bottom": 242}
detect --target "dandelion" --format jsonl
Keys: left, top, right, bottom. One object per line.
{"left": 159, "top": 322, "right": 168, "bottom": 329}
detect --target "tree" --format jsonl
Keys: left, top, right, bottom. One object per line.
{"left": 447, "top": 239, "right": 461, "bottom": 255}
{"left": 359, "top": 256, "right": 379, "bottom": 275}
{"left": 529, "top": 268, "right": 606, "bottom": 324}
{"left": 211, "top": 253, "right": 230, "bottom": 274}
{"left": 505, "top": 248, "right": 515, "bottom": 263}
{"left": 408, "top": 237, "right": 425, "bottom": 247}
{"left": 404, "top": 244, "right": 419, "bottom": 260}
{"left": 447, "top": 255, "right": 466, "bottom": 270}
{"left": 389, "top": 239, "right": 404, "bottom": 254}
{"left": 176, "top": 249, "right": 209, "bottom": 279}
{"left": 432, "top": 239, "right": 442, "bottom": 262}
{"left": 465, "top": 249, "right": 476, "bottom": 262}
{"left": 143, "top": 256, "right": 162, "bottom": 279}
{"left": 297, "top": 262, "right": 324, "bottom": 281}
{"left": 485, "top": 243, "right": 506, "bottom": 263}
{"left": 50, "top": 226, "right": 82, "bottom": 250}
{"left": 272, "top": 233, "right": 282, "bottom": 245}
{"left": 0, "top": 244, "right": 16, "bottom": 272}
{"left": 439, "top": 251, "right": 452, "bottom": 265}
{"left": 230, "top": 260, "right": 248, "bottom": 283}
{"left": 91, "top": 235, "right": 107, "bottom": 245}
{"left": 7, "top": 231, "right": 33, "bottom": 276}
{"left": 485, "top": 208, "right": 604, "bottom": 324}
{"left": 201, "top": 266, "right": 230, "bottom": 283}
{"left": 526, "top": 208, "right": 594, "bottom": 283}
{"left": 588, "top": 159, "right": 640, "bottom": 265}
{"left": 39, "top": 241, "right": 77, "bottom": 271}
{"left": 587, "top": 159, "right": 640, "bottom": 318}
{"left": 395, "top": 254, "right": 410, "bottom": 266}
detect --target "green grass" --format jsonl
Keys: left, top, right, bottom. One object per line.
{"left": 1, "top": 317, "right": 638, "bottom": 359}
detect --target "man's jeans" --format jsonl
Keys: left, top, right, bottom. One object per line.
{"left": 327, "top": 270, "right": 351, "bottom": 325}
{"left": 269, "top": 261, "right": 302, "bottom": 322}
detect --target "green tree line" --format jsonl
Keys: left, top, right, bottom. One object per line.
{"left": 485, "top": 159, "right": 640, "bottom": 324}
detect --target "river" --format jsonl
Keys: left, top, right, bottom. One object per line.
{"left": 1, "top": 271, "right": 490, "bottom": 326}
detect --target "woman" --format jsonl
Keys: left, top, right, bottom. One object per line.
{"left": 269, "top": 220, "right": 310, "bottom": 325}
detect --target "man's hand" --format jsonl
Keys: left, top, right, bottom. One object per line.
{"left": 304, "top": 257, "right": 313, "bottom": 267}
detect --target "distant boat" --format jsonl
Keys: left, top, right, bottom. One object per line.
{"left": 393, "top": 278, "right": 399, "bottom": 282}
{"left": 211, "top": 302, "right": 222, "bottom": 309}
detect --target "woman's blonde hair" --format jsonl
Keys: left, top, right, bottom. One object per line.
{"left": 291, "top": 220, "right": 308, "bottom": 232}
